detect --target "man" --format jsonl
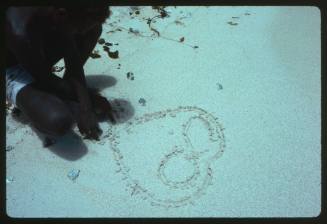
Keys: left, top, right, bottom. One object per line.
{"left": 5, "top": 6, "right": 115, "bottom": 144}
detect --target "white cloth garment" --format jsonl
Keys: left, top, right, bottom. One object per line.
{"left": 6, "top": 65, "right": 35, "bottom": 106}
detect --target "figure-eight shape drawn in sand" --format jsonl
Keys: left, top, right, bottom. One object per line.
{"left": 103, "top": 106, "right": 226, "bottom": 208}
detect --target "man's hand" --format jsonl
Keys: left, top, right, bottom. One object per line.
{"left": 88, "top": 89, "right": 116, "bottom": 124}
{"left": 77, "top": 109, "right": 102, "bottom": 140}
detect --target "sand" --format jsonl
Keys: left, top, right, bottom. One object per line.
{"left": 6, "top": 6, "right": 321, "bottom": 217}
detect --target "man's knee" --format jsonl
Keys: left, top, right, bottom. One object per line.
{"left": 18, "top": 88, "right": 75, "bottom": 137}
{"left": 46, "top": 108, "right": 74, "bottom": 136}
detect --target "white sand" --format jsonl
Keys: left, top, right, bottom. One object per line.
{"left": 6, "top": 6, "right": 321, "bottom": 217}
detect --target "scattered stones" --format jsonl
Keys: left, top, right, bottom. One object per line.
{"left": 67, "top": 169, "right": 80, "bottom": 182}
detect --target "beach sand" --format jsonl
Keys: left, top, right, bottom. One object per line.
{"left": 6, "top": 6, "right": 321, "bottom": 217}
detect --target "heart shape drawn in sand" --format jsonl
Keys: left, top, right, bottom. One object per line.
{"left": 105, "top": 106, "right": 226, "bottom": 208}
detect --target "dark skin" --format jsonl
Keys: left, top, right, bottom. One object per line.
{"left": 5, "top": 6, "right": 115, "bottom": 141}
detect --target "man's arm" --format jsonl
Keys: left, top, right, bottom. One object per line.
{"left": 61, "top": 34, "right": 93, "bottom": 112}
{"left": 5, "top": 7, "right": 73, "bottom": 98}
{"left": 61, "top": 33, "right": 102, "bottom": 139}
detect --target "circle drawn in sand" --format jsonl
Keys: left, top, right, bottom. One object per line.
{"left": 157, "top": 146, "right": 201, "bottom": 190}
{"left": 102, "top": 106, "right": 226, "bottom": 208}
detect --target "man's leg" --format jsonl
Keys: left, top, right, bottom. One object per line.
{"left": 6, "top": 48, "right": 75, "bottom": 144}
{"left": 16, "top": 83, "right": 74, "bottom": 137}
{"left": 5, "top": 64, "right": 75, "bottom": 138}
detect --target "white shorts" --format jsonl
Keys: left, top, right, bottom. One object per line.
{"left": 6, "top": 65, "right": 35, "bottom": 107}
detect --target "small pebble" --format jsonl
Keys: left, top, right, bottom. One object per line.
{"left": 138, "top": 98, "right": 146, "bottom": 106}
{"left": 51, "top": 65, "right": 65, "bottom": 73}
{"left": 67, "top": 169, "right": 80, "bottom": 181}
{"left": 6, "top": 177, "right": 14, "bottom": 183}
{"left": 127, "top": 72, "right": 135, "bottom": 80}
{"left": 98, "top": 38, "right": 105, "bottom": 45}
{"left": 216, "top": 83, "right": 223, "bottom": 90}
{"left": 108, "top": 50, "right": 119, "bottom": 59}
{"left": 227, "top": 21, "right": 238, "bottom": 26}
{"left": 6, "top": 145, "right": 14, "bottom": 151}
{"left": 90, "top": 50, "right": 101, "bottom": 59}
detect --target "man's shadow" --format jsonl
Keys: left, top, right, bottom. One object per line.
{"left": 34, "top": 129, "right": 88, "bottom": 161}
{"left": 10, "top": 74, "right": 135, "bottom": 161}
{"left": 85, "top": 74, "right": 116, "bottom": 92}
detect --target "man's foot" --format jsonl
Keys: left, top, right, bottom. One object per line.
{"left": 12, "top": 107, "right": 22, "bottom": 117}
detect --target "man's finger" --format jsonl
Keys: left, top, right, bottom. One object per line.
{"left": 108, "top": 113, "right": 116, "bottom": 124}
